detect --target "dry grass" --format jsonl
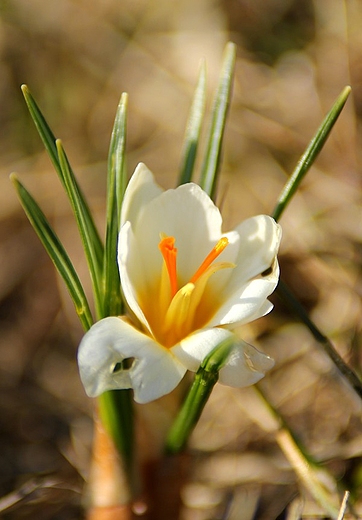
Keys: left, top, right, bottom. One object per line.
{"left": 0, "top": 0, "right": 361, "bottom": 518}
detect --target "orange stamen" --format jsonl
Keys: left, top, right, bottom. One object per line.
{"left": 190, "top": 237, "right": 229, "bottom": 284}
{"left": 159, "top": 236, "right": 178, "bottom": 298}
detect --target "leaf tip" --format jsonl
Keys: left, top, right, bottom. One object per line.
{"left": 55, "top": 139, "right": 64, "bottom": 155}
{"left": 9, "top": 172, "right": 18, "bottom": 185}
{"left": 225, "top": 41, "right": 236, "bottom": 53}
{"left": 344, "top": 85, "right": 352, "bottom": 97}
{"left": 120, "top": 91, "right": 128, "bottom": 103}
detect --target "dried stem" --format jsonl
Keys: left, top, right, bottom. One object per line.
{"left": 85, "top": 409, "right": 132, "bottom": 520}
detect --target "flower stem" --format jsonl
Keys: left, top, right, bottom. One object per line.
{"left": 165, "top": 368, "right": 218, "bottom": 453}
{"left": 166, "top": 337, "right": 234, "bottom": 453}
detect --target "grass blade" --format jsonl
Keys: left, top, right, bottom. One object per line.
{"left": 272, "top": 86, "right": 351, "bottom": 221}
{"left": 56, "top": 140, "right": 103, "bottom": 318}
{"left": 21, "top": 85, "right": 60, "bottom": 173}
{"left": 103, "top": 93, "right": 128, "bottom": 318}
{"left": 178, "top": 61, "right": 206, "bottom": 185}
{"left": 21, "top": 85, "right": 104, "bottom": 275}
{"left": 270, "top": 86, "right": 362, "bottom": 400}
{"left": 103, "top": 93, "right": 135, "bottom": 487}
{"left": 11, "top": 174, "right": 93, "bottom": 331}
{"left": 199, "top": 42, "right": 236, "bottom": 199}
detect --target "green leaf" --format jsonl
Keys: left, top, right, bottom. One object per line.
{"left": 178, "top": 62, "right": 206, "bottom": 185}
{"left": 272, "top": 86, "right": 351, "bottom": 222}
{"left": 270, "top": 85, "right": 362, "bottom": 400}
{"left": 199, "top": 42, "right": 236, "bottom": 199}
{"left": 166, "top": 337, "right": 234, "bottom": 453}
{"left": 102, "top": 94, "right": 135, "bottom": 490}
{"left": 56, "top": 140, "right": 103, "bottom": 318}
{"left": 11, "top": 174, "right": 93, "bottom": 331}
{"left": 21, "top": 85, "right": 104, "bottom": 281}
{"left": 103, "top": 93, "right": 128, "bottom": 318}
{"left": 21, "top": 85, "right": 61, "bottom": 175}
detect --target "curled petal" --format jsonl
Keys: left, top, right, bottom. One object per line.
{"left": 208, "top": 261, "right": 279, "bottom": 328}
{"left": 172, "top": 327, "right": 274, "bottom": 387}
{"left": 230, "top": 215, "right": 282, "bottom": 284}
{"left": 78, "top": 317, "right": 186, "bottom": 404}
{"left": 218, "top": 339, "right": 275, "bottom": 387}
{"left": 172, "top": 327, "right": 235, "bottom": 372}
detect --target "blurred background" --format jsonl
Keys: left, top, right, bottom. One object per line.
{"left": 0, "top": 0, "right": 361, "bottom": 518}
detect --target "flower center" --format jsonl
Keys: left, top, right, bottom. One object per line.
{"left": 146, "top": 235, "right": 235, "bottom": 347}
{"left": 159, "top": 235, "right": 229, "bottom": 295}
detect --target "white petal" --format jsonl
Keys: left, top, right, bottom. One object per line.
{"left": 218, "top": 339, "right": 274, "bottom": 387}
{"left": 172, "top": 327, "right": 274, "bottom": 388}
{"left": 121, "top": 163, "right": 163, "bottom": 228}
{"left": 118, "top": 221, "right": 153, "bottom": 333}
{"left": 132, "top": 182, "right": 224, "bottom": 285}
{"left": 208, "top": 261, "right": 279, "bottom": 328}
{"left": 77, "top": 317, "right": 186, "bottom": 404}
{"left": 172, "top": 327, "right": 235, "bottom": 372}
{"left": 227, "top": 215, "right": 281, "bottom": 287}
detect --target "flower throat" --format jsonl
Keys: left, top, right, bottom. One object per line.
{"left": 159, "top": 235, "right": 229, "bottom": 298}
{"left": 139, "top": 235, "right": 234, "bottom": 347}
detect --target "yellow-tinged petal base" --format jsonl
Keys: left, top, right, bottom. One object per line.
{"left": 141, "top": 236, "right": 234, "bottom": 347}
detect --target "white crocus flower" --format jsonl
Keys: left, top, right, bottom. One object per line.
{"left": 78, "top": 163, "right": 282, "bottom": 404}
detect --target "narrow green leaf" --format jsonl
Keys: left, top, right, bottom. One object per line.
{"left": 166, "top": 337, "right": 234, "bottom": 453}
{"left": 110, "top": 92, "right": 129, "bottom": 226}
{"left": 272, "top": 86, "right": 351, "bottom": 222}
{"left": 178, "top": 62, "right": 206, "bottom": 185}
{"left": 21, "top": 85, "right": 60, "bottom": 172}
{"left": 103, "top": 93, "right": 128, "bottom": 318}
{"left": 103, "top": 94, "right": 135, "bottom": 488}
{"left": 21, "top": 85, "right": 104, "bottom": 274}
{"left": 199, "top": 42, "right": 236, "bottom": 199}
{"left": 56, "top": 140, "right": 103, "bottom": 318}
{"left": 11, "top": 174, "right": 93, "bottom": 331}
{"left": 270, "top": 86, "right": 362, "bottom": 400}
{"left": 21, "top": 86, "right": 136, "bottom": 484}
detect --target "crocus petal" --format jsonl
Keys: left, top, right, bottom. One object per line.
{"left": 172, "top": 327, "right": 274, "bottom": 387}
{"left": 120, "top": 163, "right": 163, "bottom": 229}
{"left": 208, "top": 261, "right": 279, "bottom": 328}
{"left": 128, "top": 181, "right": 224, "bottom": 287}
{"left": 118, "top": 221, "right": 154, "bottom": 334}
{"left": 226, "top": 215, "right": 282, "bottom": 288}
{"left": 218, "top": 339, "right": 275, "bottom": 387}
{"left": 78, "top": 317, "right": 186, "bottom": 404}
{"left": 171, "top": 327, "right": 235, "bottom": 372}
